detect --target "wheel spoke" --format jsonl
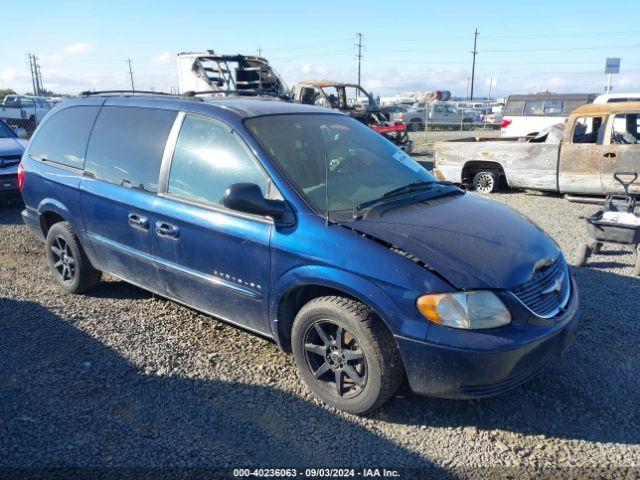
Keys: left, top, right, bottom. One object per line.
{"left": 314, "top": 323, "right": 331, "bottom": 347}
{"left": 51, "top": 246, "right": 62, "bottom": 257}
{"left": 313, "top": 361, "right": 331, "bottom": 379}
{"left": 53, "top": 260, "right": 63, "bottom": 269}
{"left": 66, "top": 256, "right": 75, "bottom": 265}
{"left": 343, "top": 364, "right": 365, "bottom": 387}
{"left": 334, "top": 326, "right": 344, "bottom": 349}
{"left": 334, "top": 369, "right": 343, "bottom": 397}
{"left": 61, "top": 265, "right": 69, "bottom": 280}
{"left": 304, "top": 343, "right": 326, "bottom": 357}
{"left": 343, "top": 349, "right": 363, "bottom": 362}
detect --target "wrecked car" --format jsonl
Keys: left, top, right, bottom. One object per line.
{"left": 292, "top": 81, "right": 413, "bottom": 152}
{"left": 21, "top": 94, "right": 579, "bottom": 415}
{"left": 434, "top": 102, "right": 640, "bottom": 195}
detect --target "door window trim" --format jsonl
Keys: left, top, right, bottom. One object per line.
{"left": 156, "top": 111, "right": 279, "bottom": 224}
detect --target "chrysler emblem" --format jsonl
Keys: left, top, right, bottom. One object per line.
{"left": 542, "top": 273, "right": 564, "bottom": 295}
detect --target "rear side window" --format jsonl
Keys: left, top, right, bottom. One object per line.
{"left": 85, "top": 106, "right": 177, "bottom": 193}
{"left": 524, "top": 100, "right": 544, "bottom": 116}
{"left": 167, "top": 115, "right": 269, "bottom": 206}
{"left": 28, "top": 106, "right": 100, "bottom": 169}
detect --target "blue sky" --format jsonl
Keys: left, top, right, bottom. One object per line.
{"left": 2, "top": 0, "right": 639, "bottom": 98}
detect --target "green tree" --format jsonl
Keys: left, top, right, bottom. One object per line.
{"left": 0, "top": 88, "right": 17, "bottom": 101}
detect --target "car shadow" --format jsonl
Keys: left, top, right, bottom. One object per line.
{"left": 0, "top": 298, "right": 449, "bottom": 476}
{"left": 84, "top": 278, "right": 155, "bottom": 301}
{"left": 0, "top": 197, "right": 23, "bottom": 225}
{"left": 375, "top": 266, "right": 639, "bottom": 446}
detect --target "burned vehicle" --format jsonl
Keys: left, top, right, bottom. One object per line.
{"left": 177, "top": 51, "right": 289, "bottom": 98}
{"left": 433, "top": 102, "right": 640, "bottom": 196}
{"left": 292, "top": 81, "right": 412, "bottom": 152}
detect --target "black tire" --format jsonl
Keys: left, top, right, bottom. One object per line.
{"left": 590, "top": 242, "right": 602, "bottom": 254}
{"left": 575, "top": 243, "right": 591, "bottom": 267}
{"left": 291, "top": 296, "right": 404, "bottom": 415}
{"left": 46, "top": 221, "right": 102, "bottom": 294}
{"left": 408, "top": 119, "right": 423, "bottom": 132}
{"left": 472, "top": 171, "right": 498, "bottom": 194}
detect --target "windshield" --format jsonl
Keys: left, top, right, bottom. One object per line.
{"left": 0, "top": 121, "right": 16, "bottom": 139}
{"left": 245, "top": 114, "right": 435, "bottom": 217}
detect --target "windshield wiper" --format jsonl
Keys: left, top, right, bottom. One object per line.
{"left": 352, "top": 181, "right": 455, "bottom": 219}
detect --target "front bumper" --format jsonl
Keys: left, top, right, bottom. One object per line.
{"left": 396, "top": 279, "right": 581, "bottom": 398}
{"left": 0, "top": 171, "right": 19, "bottom": 196}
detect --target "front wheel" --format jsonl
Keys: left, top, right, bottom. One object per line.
{"left": 472, "top": 171, "right": 498, "bottom": 194}
{"left": 46, "top": 222, "right": 102, "bottom": 293}
{"left": 291, "top": 296, "right": 404, "bottom": 415}
{"left": 575, "top": 243, "right": 592, "bottom": 267}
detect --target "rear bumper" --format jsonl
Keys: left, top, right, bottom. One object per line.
{"left": 396, "top": 280, "right": 581, "bottom": 398}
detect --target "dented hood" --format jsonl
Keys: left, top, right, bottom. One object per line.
{"left": 342, "top": 193, "right": 560, "bottom": 290}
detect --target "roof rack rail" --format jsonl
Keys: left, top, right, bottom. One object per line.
{"left": 182, "top": 89, "right": 291, "bottom": 102}
{"left": 79, "top": 90, "right": 182, "bottom": 98}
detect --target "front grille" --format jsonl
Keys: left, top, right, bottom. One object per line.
{"left": 511, "top": 257, "right": 570, "bottom": 318}
{"left": 0, "top": 155, "right": 21, "bottom": 169}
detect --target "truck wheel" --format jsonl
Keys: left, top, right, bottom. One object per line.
{"left": 590, "top": 242, "right": 602, "bottom": 254}
{"left": 291, "top": 296, "right": 404, "bottom": 415}
{"left": 408, "top": 119, "right": 423, "bottom": 132}
{"left": 46, "top": 221, "right": 102, "bottom": 294}
{"left": 575, "top": 244, "right": 591, "bottom": 267}
{"left": 472, "top": 171, "right": 498, "bottom": 194}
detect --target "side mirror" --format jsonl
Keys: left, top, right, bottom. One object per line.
{"left": 223, "top": 183, "right": 293, "bottom": 224}
{"left": 15, "top": 127, "right": 28, "bottom": 139}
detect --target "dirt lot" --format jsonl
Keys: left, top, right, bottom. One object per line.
{"left": 1, "top": 190, "right": 639, "bottom": 477}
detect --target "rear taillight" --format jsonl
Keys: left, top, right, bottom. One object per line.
{"left": 500, "top": 118, "right": 512, "bottom": 129}
{"left": 17, "top": 162, "right": 25, "bottom": 191}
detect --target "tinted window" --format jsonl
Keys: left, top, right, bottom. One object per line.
{"left": 246, "top": 114, "right": 435, "bottom": 217}
{"left": 28, "top": 106, "right": 100, "bottom": 168}
{"left": 572, "top": 116, "right": 603, "bottom": 144}
{"left": 168, "top": 115, "right": 269, "bottom": 206}
{"left": 85, "top": 106, "right": 177, "bottom": 193}
{"left": 504, "top": 99, "right": 525, "bottom": 116}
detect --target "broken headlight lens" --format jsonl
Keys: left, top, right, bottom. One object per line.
{"left": 416, "top": 291, "right": 511, "bottom": 329}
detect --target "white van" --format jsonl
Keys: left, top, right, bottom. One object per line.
{"left": 593, "top": 93, "right": 640, "bottom": 104}
{"left": 501, "top": 93, "right": 595, "bottom": 137}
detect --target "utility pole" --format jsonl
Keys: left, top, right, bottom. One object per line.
{"left": 355, "top": 32, "right": 364, "bottom": 88}
{"left": 466, "top": 77, "right": 470, "bottom": 100}
{"left": 127, "top": 58, "right": 135, "bottom": 91}
{"left": 257, "top": 46, "right": 263, "bottom": 57}
{"left": 34, "top": 56, "right": 44, "bottom": 94}
{"left": 470, "top": 28, "right": 478, "bottom": 101}
{"left": 487, "top": 76, "right": 494, "bottom": 101}
{"left": 27, "top": 54, "right": 38, "bottom": 96}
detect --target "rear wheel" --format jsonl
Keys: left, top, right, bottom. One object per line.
{"left": 472, "top": 171, "right": 498, "bottom": 194}
{"left": 575, "top": 243, "right": 592, "bottom": 267}
{"left": 408, "top": 119, "right": 423, "bottom": 132}
{"left": 291, "top": 296, "right": 404, "bottom": 415}
{"left": 46, "top": 222, "right": 102, "bottom": 293}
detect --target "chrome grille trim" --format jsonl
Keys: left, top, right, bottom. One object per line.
{"left": 510, "top": 257, "right": 571, "bottom": 319}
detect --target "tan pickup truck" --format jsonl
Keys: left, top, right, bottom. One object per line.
{"left": 433, "top": 102, "right": 640, "bottom": 196}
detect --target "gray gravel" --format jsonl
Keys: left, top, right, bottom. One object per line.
{"left": 1, "top": 191, "right": 639, "bottom": 477}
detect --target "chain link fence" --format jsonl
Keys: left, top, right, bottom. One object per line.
{"left": 0, "top": 96, "right": 49, "bottom": 139}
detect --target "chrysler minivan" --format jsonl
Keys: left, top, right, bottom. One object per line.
{"left": 19, "top": 93, "right": 581, "bottom": 414}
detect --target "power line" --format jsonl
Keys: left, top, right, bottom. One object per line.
{"left": 127, "top": 58, "right": 135, "bottom": 91}
{"left": 355, "top": 32, "right": 364, "bottom": 87}
{"left": 470, "top": 28, "right": 478, "bottom": 101}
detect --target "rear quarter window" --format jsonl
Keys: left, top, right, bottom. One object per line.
{"left": 503, "top": 99, "right": 525, "bottom": 116}
{"left": 85, "top": 106, "right": 177, "bottom": 193}
{"left": 28, "top": 106, "right": 100, "bottom": 169}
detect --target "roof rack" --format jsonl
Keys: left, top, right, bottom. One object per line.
{"left": 79, "top": 90, "right": 190, "bottom": 98}
{"left": 182, "top": 89, "right": 291, "bottom": 101}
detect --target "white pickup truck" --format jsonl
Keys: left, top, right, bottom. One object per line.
{"left": 0, "top": 95, "right": 51, "bottom": 133}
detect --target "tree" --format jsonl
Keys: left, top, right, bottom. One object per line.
{"left": 0, "top": 88, "right": 17, "bottom": 101}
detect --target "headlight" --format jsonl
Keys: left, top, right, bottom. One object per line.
{"left": 416, "top": 291, "right": 511, "bottom": 329}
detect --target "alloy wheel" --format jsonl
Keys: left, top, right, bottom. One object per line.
{"left": 50, "top": 236, "right": 76, "bottom": 282}
{"left": 303, "top": 320, "right": 368, "bottom": 399}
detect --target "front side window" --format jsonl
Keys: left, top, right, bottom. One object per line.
{"left": 85, "top": 106, "right": 177, "bottom": 193}
{"left": 611, "top": 113, "right": 640, "bottom": 144}
{"left": 168, "top": 115, "right": 269, "bottom": 206}
{"left": 524, "top": 100, "right": 545, "bottom": 116}
{"left": 445, "top": 105, "right": 457, "bottom": 113}
{"left": 572, "top": 116, "right": 603, "bottom": 144}
{"left": 433, "top": 104, "right": 444, "bottom": 113}
{"left": 28, "top": 106, "right": 100, "bottom": 168}
{"left": 246, "top": 114, "right": 435, "bottom": 217}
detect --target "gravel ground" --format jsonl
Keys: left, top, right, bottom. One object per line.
{"left": 1, "top": 189, "right": 639, "bottom": 478}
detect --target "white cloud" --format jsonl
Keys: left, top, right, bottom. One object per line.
{"left": 301, "top": 64, "right": 311, "bottom": 74}
{"left": 153, "top": 51, "right": 173, "bottom": 64}
{"left": 65, "top": 43, "right": 92, "bottom": 54}
{"left": 1, "top": 68, "right": 17, "bottom": 81}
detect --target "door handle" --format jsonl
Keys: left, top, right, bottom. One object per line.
{"left": 604, "top": 152, "right": 617, "bottom": 158}
{"left": 155, "top": 221, "right": 180, "bottom": 239}
{"left": 128, "top": 213, "right": 149, "bottom": 230}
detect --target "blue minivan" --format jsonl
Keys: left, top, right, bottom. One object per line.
{"left": 19, "top": 93, "right": 580, "bottom": 414}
